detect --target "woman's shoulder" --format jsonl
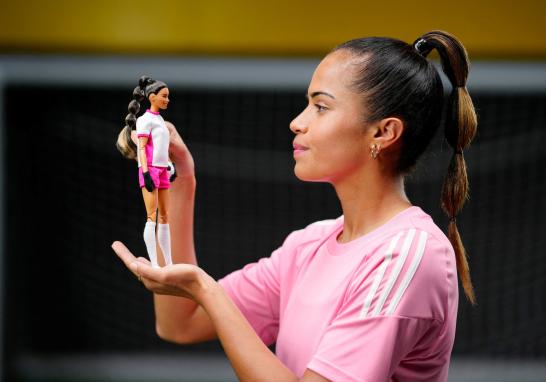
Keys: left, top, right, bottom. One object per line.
{"left": 372, "top": 206, "right": 452, "bottom": 250}
{"left": 357, "top": 207, "right": 456, "bottom": 320}
{"left": 284, "top": 216, "right": 343, "bottom": 247}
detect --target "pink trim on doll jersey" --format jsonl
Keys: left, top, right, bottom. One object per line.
{"left": 146, "top": 109, "right": 160, "bottom": 115}
{"left": 137, "top": 133, "right": 150, "bottom": 138}
{"left": 145, "top": 134, "right": 154, "bottom": 165}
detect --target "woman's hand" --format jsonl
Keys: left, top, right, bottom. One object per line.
{"left": 112, "top": 241, "right": 210, "bottom": 302}
{"left": 165, "top": 121, "right": 195, "bottom": 179}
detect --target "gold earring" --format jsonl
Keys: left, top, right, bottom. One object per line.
{"left": 370, "top": 144, "right": 380, "bottom": 159}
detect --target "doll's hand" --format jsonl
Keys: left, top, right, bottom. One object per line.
{"left": 165, "top": 121, "right": 195, "bottom": 179}
{"left": 168, "top": 162, "right": 178, "bottom": 183}
{"left": 143, "top": 171, "right": 156, "bottom": 192}
{"left": 112, "top": 241, "right": 212, "bottom": 302}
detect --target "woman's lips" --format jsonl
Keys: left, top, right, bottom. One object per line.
{"left": 293, "top": 143, "right": 308, "bottom": 156}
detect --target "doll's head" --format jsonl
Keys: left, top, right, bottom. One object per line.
{"left": 134, "top": 76, "right": 167, "bottom": 102}
{"left": 116, "top": 76, "right": 167, "bottom": 159}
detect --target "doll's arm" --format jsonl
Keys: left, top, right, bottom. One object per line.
{"left": 138, "top": 137, "right": 149, "bottom": 172}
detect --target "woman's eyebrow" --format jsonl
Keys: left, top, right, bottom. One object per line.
{"left": 306, "top": 91, "right": 336, "bottom": 100}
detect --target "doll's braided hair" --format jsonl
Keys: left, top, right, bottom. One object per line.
{"left": 116, "top": 76, "right": 167, "bottom": 159}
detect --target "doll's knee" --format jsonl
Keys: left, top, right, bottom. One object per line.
{"left": 146, "top": 211, "right": 157, "bottom": 222}
{"left": 157, "top": 212, "right": 168, "bottom": 224}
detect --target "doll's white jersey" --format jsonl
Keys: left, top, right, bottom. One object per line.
{"left": 136, "top": 110, "right": 169, "bottom": 168}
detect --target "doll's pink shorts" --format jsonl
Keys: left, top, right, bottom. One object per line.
{"left": 138, "top": 166, "right": 170, "bottom": 189}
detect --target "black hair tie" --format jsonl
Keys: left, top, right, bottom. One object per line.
{"left": 455, "top": 149, "right": 463, "bottom": 155}
{"left": 414, "top": 38, "right": 431, "bottom": 56}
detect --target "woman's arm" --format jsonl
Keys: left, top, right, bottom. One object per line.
{"left": 152, "top": 165, "right": 214, "bottom": 342}
{"left": 129, "top": 262, "right": 329, "bottom": 382}
{"left": 153, "top": 122, "right": 219, "bottom": 343}
{"left": 115, "top": 122, "right": 217, "bottom": 343}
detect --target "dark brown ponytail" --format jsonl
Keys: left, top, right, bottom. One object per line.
{"left": 417, "top": 31, "right": 478, "bottom": 305}
{"left": 116, "top": 75, "right": 168, "bottom": 160}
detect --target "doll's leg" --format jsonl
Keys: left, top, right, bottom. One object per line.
{"left": 142, "top": 187, "right": 160, "bottom": 268}
{"left": 157, "top": 188, "right": 172, "bottom": 266}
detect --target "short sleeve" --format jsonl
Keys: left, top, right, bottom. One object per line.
{"left": 136, "top": 116, "right": 151, "bottom": 137}
{"left": 309, "top": 315, "right": 437, "bottom": 381}
{"left": 218, "top": 248, "right": 282, "bottom": 345}
{"left": 308, "top": 228, "right": 451, "bottom": 381}
{"left": 218, "top": 220, "right": 341, "bottom": 348}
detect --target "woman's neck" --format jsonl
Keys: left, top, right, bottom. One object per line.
{"left": 149, "top": 105, "right": 160, "bottom": 113}
{"left": 333, "top": 170, "right": 411, "bottom": 243}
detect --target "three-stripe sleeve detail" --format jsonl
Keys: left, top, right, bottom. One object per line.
{"left": 359, "top": 231, "right": 403, "bottom": 319}
{"left": 385, "top": 230, "right": 428, "bottom": 315}
{"left": 360, "top": 229, "right": 429, "bottom": 318}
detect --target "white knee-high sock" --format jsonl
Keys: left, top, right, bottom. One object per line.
{"left": 157, "top": 223, "right": 172, "bottom": 266}
{"left": 143, "top": 221, "right": 159, "bottom": 268}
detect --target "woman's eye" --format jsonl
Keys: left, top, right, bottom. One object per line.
{"left": 315, "top": 104, "right": 327, "bottom": 112}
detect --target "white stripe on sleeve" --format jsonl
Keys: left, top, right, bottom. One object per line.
{"left": 385, "top": 230, "right": 428, "bottom": 315}
{"left": 371, "top": 228, "right": 416, "bottom": 316}
{"left": 359, "top": 231, "right": 404, "bottom": 319}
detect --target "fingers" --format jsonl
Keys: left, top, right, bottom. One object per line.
{"left": 165, "top": 121, "right": 183, "bottom": 144}
{"left": 165, "top": 121, "right": 179, "bottom": 136}
{"left": 165, "top": 121, "right": 191, "bottom": 161}
{"left": 136, "top": 257, "right": 151, "bottom": 265}
{"left": 133, "top": 261, "right": 164, "bottom": 282}
{"left": 141, "top": 278, "right": 170, "bottom": 294}
{"left": 112, "top": 242, "right": 175, "bottom": 290}
{"left": 111, "top": 241, "right": 137, "bottom": 270}
{"left": 133, "top": 263, "right": 182, "bottom": 295}
{"left": 112, "top": 242, "right": 198, "bottom": 297}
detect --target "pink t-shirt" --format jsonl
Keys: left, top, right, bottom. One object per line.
{"left": 219, "top": 206, "right": 458, "bottom": 381}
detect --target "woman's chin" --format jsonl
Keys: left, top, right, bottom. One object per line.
{"left": 294, "top": 166, "right": 326, "bottom": 183}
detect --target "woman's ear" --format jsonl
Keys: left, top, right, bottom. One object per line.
{"left": 148, "top": 93, "right": 156, "bottom": 104}
{"left": 373, "top": 117, "right": 404, "bottom": 150}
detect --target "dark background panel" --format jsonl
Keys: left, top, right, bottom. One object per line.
{"left": 4, "top": 86, "right": 546, "bottom": 359}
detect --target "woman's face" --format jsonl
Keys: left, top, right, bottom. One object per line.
{"left": 150, "top": 87, "right": 170, "bottom": 110}
{"left": 290, "top": 50, "right": 372, "bottom": 183}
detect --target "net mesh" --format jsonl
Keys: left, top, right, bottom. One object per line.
{"left": 4, "top": 85, "right": 546, "bottom": 358}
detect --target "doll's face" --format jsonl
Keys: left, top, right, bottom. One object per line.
{"left": 149, "top": 87, "right": 170, "bottom": 110}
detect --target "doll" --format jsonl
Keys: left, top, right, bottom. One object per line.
{"left": 116, "top": 76, "right": 175, "bottom": 268}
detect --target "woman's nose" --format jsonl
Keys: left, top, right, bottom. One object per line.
{"left": 289, "top": 111, "right": 308, "bottom": 134}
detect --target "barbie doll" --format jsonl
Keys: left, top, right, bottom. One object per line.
{"left": 116, "top": 76, "right": 174, "bottom": 267}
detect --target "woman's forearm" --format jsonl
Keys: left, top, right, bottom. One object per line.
{"left": 198, "top": 276, "right": 298, "bottom": 382}
{"left": 154, "top": 174, "right": 200, "bottom": 341}
{"left": 167, "top": 173, "right": 197, "bottom": 264}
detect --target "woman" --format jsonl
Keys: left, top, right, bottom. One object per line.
{"left": 112, "top": 30, "right": 477, "bottom": 381}
{"left": 116, "top": 76, "right": 174, "bottom": 268}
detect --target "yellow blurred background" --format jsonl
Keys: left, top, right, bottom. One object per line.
{"left": 1, "top": 0, "right": 545, "bottom": 58}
